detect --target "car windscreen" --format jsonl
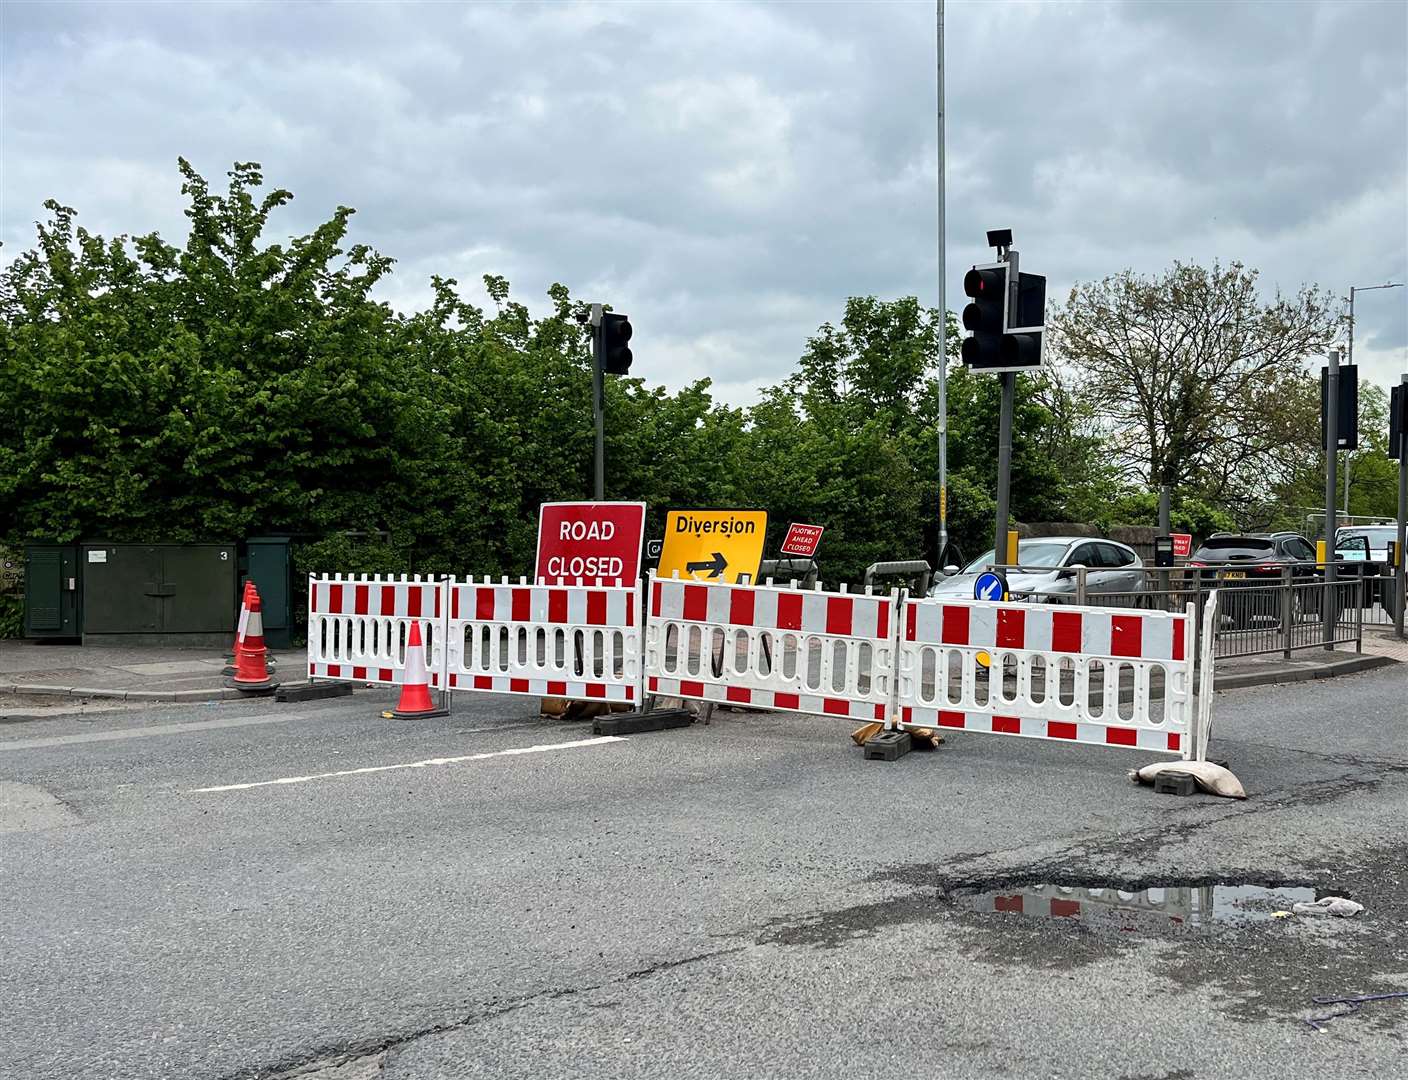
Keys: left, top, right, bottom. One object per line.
{"left": 1192, "top": 538, "right": 1274, "bottom": 561}
{"left": 1338, "top": 527, "right": 1395, "bottom": 545}
{"left": 961, "top": 541, "right": 1069, "bottom": 573}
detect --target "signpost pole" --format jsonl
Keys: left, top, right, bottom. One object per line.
{"left": 1323, "top": 349, "right": 1339, "bottom": 651}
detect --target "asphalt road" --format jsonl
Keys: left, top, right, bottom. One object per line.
{"left": 2, "top": 665, "right": 1405, "bottom": 1079}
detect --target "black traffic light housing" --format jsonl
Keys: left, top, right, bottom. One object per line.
{"left": 1321, "top": 363, "right": 1359, "bottom": 451}
{"left": 598, "top": 312, "right": 633, "bottom": 375}
{"left": 961, "top": 260, "right": 1046, "bottom": 372}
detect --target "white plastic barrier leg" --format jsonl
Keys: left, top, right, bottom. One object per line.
{"left": 644, "top": 574, "right": 899, "bottom": 722}
{"left": 307, "top": 574, "right": 446, "bottom": 687}
{"left": 445, "top": 577, "right": 640, "bottom": 704}
{"left": 895, "top": 597, "right": 1194, "bottom": 757}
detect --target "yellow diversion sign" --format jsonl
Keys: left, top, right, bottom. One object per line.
{"left": 658, "top": 510, "right": 768, "bottom": 584}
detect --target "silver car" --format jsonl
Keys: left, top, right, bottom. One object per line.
{"left": 929, "top": 536, "right": 1145, "bottom": 602}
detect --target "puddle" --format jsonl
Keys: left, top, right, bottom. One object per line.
{"left": 951, "top": 883, "right": 1342, "bottom": 931}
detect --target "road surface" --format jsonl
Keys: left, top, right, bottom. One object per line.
{"left": 2, "top": 665, "right": 1405, "bottom": 1078}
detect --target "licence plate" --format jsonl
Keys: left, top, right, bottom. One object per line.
{"left": 1223, "top": 571, "right": 1245, "bottom": 580}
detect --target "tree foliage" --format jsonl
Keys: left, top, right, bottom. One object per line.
{"left": 1051, "top": 262, "right": 1339, "bottom": 517}
{"left": 3, "top": 161, "right": 1396, "bottom": 633}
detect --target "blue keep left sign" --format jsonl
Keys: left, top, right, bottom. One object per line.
{"left": 973, "top": 571, "right": 1007, "bottom": 602}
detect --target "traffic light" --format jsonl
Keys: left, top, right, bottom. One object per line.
{"left": 961, "top": 262, "right": 1046, "bottom": 371}
{"left": 1391, "top": 382, "right": 1407, "bottom": 462}
{"left": 599, "top": 312, "right": 633, "bottom": 375}
{"left": 961, "top": 264, "right": 1007, "bottom": 369}
{"left": 1321, "top": 363, "right": 1359, "bottom": 451}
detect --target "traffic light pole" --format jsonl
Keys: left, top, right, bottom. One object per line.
{"left": 593, "top": 323, "right": 605, "bottom": 501}
{"left": 992, "top": 247, "right": 1018, "bottom": 568}
{"left": 1323, "top": 348, "right": 1339, "bottom": 651}
{"left": 1396, "top": 373, "right": 1407, "bottom": 639}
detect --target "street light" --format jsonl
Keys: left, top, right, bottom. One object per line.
{"left": 1342, "top": 281, "right": 1405, "bottom": 513}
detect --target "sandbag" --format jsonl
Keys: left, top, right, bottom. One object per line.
{"left": 1129, "top": 760, "right": 1247, "bottom": 799}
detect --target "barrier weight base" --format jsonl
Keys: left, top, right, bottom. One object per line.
{"left": 1153, "top": 770, "right": 1197, "bottom": 797}
{"left": 593, "top": 709, "right": 694, "bottom": 736}
{"left": 863, "top": 730, "right": 913, "bottom": 761}
{"left": 276, "top": 682, "right": 354, "bottom": 703}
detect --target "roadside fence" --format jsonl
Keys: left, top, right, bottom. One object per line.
{"left": 975, "top": 562, "right": 1389, "bottom": 660}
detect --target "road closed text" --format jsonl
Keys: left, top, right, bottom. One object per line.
{"left": 543, "top": 554, "right": 627, "bottom": 579}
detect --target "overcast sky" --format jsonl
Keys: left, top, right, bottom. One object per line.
{"left": 4, "top": 0, "right": 1405, "bottom": 401}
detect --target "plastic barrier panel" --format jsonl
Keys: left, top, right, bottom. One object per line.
{"left": 896, "top": 597, "right": 1193, "bottom": 756}
{"left": 645, "top": 575, "right": 899, "bottom": 721}
{"left": 445, "top": 578, "right": 639, "bottom": 703}
{"left": 307, "top": 574, "right": 446, "bottom": 687}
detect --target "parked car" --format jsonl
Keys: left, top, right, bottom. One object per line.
{"left": 929, "top": 536, "right": 1144, "bottom": 603}
{"left": 1187, "top": 532, "right": 1319, "bottom": 629}
{"left": 1336, "top": 525, "right": 1397, "bottom": 569}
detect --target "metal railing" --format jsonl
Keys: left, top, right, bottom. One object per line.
{"left": 956, "top": 562, "right": 1383, "bottom": 660}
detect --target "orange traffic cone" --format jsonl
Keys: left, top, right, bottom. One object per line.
{"left": 228, "top": 587, "right": 278, "bottom": 693}
{"left": 222, "top": 580, "right": 257, "bottom": 676}
{"left": 390, "top": 621, "right": 447, "bottom": 719}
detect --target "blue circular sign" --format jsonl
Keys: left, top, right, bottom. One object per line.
{"left": 973, "top": 571, "right": 1007, "bottom": 602}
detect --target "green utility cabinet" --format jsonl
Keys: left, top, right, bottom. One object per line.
{"left": 245, "top": 536, "right": 292, "bottom": 648}
{"left": 80, "top": 543, "right": 237, "bottom": 647}
{"left": 23, "top": 545, "right": 82, "bottom": 639}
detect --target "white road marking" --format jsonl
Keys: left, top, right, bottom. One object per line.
{"left": 189, "top": 735, "right": 628, "bottom": 793}
{"left": 0, "top": 713, "right": 311, "bottom": 752}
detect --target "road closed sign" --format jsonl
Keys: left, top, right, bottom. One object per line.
{"left": 536, "top": 501, "right": 646, "bottom": 584}
{"left": 1171, "top": 533, "right": 1193, "bottom": 559}
{"left": 658, "top": 509, "right": 767, "bottom": 583}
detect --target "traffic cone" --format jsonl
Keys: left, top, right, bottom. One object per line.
{"left": 228, "top": 587, "right": 278, "bottom": 693}
{"left": 222, "top": 580, "right": 257, "bottom": 676}
{"left": 389, "top": 621, "right": 447, "bottom": 719}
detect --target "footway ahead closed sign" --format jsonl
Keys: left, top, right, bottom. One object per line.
{"left": 536, "top": 502, "right": 646, "bottom": 584}
{"left": 657, "top": 509, "right": 767, "bottom": 583}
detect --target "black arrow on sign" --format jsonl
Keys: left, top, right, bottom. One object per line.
{"left": 686, "top": 552, "right": 728, "bottom": 579}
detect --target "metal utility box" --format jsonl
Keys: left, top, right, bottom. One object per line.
{"left": 80, "top": 543, "right": 237, "bottom": 647}
{"left": 245, "top": 536, "right": 292, "bottom": 648}
{"left": 23, "top": 545, "right": 81, "bottom": 639}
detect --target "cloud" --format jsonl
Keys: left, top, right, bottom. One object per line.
{"left": 2, "top": 0, "right": 1404, "bottom": 401}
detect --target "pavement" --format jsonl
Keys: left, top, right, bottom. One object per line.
{"left": 1, "top": 662, "right": 1405, "bottom": 1079}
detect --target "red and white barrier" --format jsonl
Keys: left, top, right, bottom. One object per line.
{"left": 307, "top": 574, "right": 446, "bottom": 688}
{"left": 445, "top": 577, "right": 640, "bottom": 703}
{"left": 895, "top": 597, "right": 1194, "bottom": 756}
{"left": 644, "top": 575, "right": 899, "bottom": 722}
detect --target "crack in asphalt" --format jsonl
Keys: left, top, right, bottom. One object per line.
{"left": 234, "top": 946, "right": 749, "bottom": 1080}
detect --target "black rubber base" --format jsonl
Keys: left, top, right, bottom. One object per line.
{"left": 275, "top": 682, "right": 354, "bottom": 703}
{"left": 389, "top": 707, "right": 450, "bottom": 720}
{"left": 863, "top": 730, "right": 913, "bottom": 761}
{"left": 1153, "top": 770, "right": 1198, "bottom": 796}
{"left": 228, "top": 679, "right": 279, "bottom": 695}
{"left": 593, "top": 709, "right": 694, "bottom": 735}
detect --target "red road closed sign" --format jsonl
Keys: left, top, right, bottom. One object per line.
{"left": 1171, "top": 533, "right": 1193, "bottom": 559}
{"left": 779, "top": 522, "right": 824, "bottom": 559}
{"left": 536, "top": 502, "right": 647, "bottom": 584}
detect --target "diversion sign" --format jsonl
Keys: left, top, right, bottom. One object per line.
{"left": 657, "top": 510, "right": 767, "bottom": 583}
